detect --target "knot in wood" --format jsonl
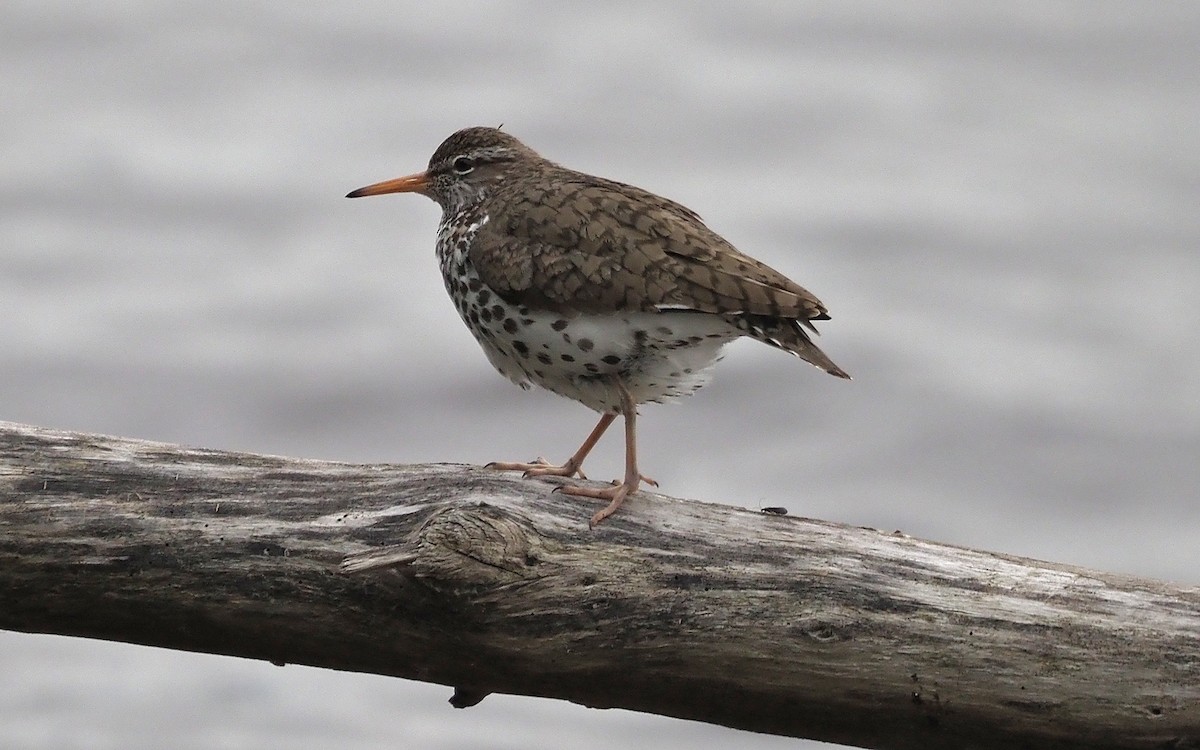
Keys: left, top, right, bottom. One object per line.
{"left": 412, "top": 504, "right": 543, "bottom": 588}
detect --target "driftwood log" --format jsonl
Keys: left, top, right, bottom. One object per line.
{"left": 0, "top": 420, "right": 1196, "bottom": 749}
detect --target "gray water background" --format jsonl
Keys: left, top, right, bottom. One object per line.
{"left": 2, "top": 3, "right": 1198, "bottom": 749}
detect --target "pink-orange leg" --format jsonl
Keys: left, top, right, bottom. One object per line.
{"left": 554, "top": 380, "right": 651, "bottom": 527}
{"left": 486, "top": 412, "right": 616, "bottom": 480}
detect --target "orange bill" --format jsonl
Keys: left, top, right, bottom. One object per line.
{"left": 346, "top": 171, "right": 430, "bottom": 198}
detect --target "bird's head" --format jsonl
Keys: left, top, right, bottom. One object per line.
{"left": 347, "top": 127, "right": 541, "bottom": 213}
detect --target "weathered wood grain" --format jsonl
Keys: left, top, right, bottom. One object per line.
{"left": 0, "top": 421, "right": 1196, "bottom": 749}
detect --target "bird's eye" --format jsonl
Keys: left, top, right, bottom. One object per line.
{"left": 452, "top": 156, "right": 475, "bottom": 174}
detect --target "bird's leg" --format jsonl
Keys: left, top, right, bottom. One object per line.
{"left": 485, "top": 412, "right": 616, "bottom": 480}
{"left": 555, "top": 379, "right": 646, "bottom": 526}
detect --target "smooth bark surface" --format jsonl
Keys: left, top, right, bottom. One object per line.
{"left": 1, "top": 421, "right": 1197, "bottom": 749}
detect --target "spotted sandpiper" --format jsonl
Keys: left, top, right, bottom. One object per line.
{"left": 348, "top": 127, "right": 848, "bottom": 526}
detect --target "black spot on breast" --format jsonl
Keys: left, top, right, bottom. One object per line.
{"left": 536, "top": 353, "right": 552, "bottom": 365}
{"left": 468, "top": 279, "right": 483, "bottom": 292}
{"left": 480, "top": 308, "right": 493, "bottom": 323}
{"left": 560, "top": 354, "right": 575, "bottom": 362}
{"left": 491, "top": 304, "right": 505, "bottom": 319}
{"left": 503, "top": 318, "right": 518, "bottom": 334}
{"left": 601, "top": 355, "right": 621, "bottom": 365}
{"left": 578, "top": 338, "right": 594, "bottom": 352}
{"left": 512, "top": 341, "right": 529, "bottom": 357}
{"left": 477, "top": 289, "right": 491, "bottom": 305}
{"left": 551, "top": 319, "right": 569, "bottom": 331}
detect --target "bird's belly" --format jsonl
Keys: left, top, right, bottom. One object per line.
{"left": 461, "top": 303, "right": 739, "bottom": 413}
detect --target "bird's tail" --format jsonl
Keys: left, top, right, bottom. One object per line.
{"left": 733, "top": 315, "right": 851, "bottom": 379}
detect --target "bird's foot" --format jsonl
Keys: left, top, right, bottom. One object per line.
{"left": 555, "top": 478, "right": 645, "bottom": 527}
{"left": 485, "top": 457, "right": 587, "bottom": 481}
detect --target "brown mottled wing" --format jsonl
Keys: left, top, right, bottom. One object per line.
{"left": 471, "top": 171, "right": 831, "bottom": 324}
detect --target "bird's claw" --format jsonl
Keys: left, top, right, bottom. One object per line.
{"left": 555, "top": 479, "right": 642, "bottom": 527}
{"left": 486, "top": 457, "right": 586, "bottom": 480}
{"left": 611, "top": 474, "right": 656, "bottom": 487}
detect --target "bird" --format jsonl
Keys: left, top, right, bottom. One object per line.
{"left": 347, "top": 127, "right": 849, "bottom": 526}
